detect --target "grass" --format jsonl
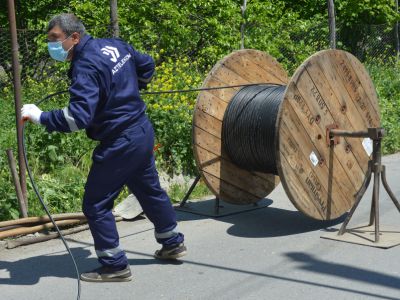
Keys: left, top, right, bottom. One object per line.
{"left": 168, "top": 179, "right": 212, "bottom": 204}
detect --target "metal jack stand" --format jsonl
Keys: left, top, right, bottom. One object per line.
{"left": 175, "top": 175, "right": 272, "bottom": 217}
{"left": 322, "top": 128, "right": 400, "bottom": 248}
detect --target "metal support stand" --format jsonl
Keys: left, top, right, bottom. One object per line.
{"left": 322, "top": 128, "right": 400, "bottom": 247}
{"left": 179, "top": 175, "right": 201, "bottom": 208}
{"left": 176, "top": 175, "right": 272, "bottom": 217}
{"left": 214, "top": 197, "right": 220, "bottom": 215}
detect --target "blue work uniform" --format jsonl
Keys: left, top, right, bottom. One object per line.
{"left": 40, "top": 35, "right": 184, "bottom": 269}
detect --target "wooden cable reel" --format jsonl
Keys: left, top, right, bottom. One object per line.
{"left": 193, "top": 49, "right": 380, "bottom": 220}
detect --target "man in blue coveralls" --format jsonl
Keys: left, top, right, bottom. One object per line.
{"left": 21, "top": 13, "right": 186, "bottom": 282}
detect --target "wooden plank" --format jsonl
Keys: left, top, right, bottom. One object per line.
{"left": 241, "top": 49, "right": 288, "bottom": 84}
{"left": 222, "top": 51, "right": 287, "bottom": 85}
{"left": 202, "top": 171, "right": 262, "bottom": 204}
{"left": 279, "top": 155, "right": 325, "bottom": 219}
{"left": 306, "top": 55, "right": 370, "bottom": 173}
{"left": 344, "top": 51, "right": 380, "bottom": 115}
{"left": 196, "top": 92, "right": 228, "bottom": 121}
{"left": 327, "top": 51, "right": 380, "bottom": 127}
{"left": 281, "top": 119, "right": 352, "bottom": 217}
{"left": 307, "top": 55, "right": 367, "bottom": 130}
{"left": 279, "top": 101, "right": 354, "bottom": 219}
{"left": 212, "top": 65, "right": 252, "bottom": 87}
{"left": 193, "top": 126, "right": 222, "bottom": 156}
{"left": 193, "top": 110, "right": 222, "bottom": 139}
{"left": 293, "top": 67, "right": 366, "bottom": 188}
{"left": 199, "top": 77, "right": 239, "bottom": 103}
{"left": 253, "top": 171, "right": 279, "bottom": 184}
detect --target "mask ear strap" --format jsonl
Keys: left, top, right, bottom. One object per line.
{"left": 66, "top": 45, "right": 74, "bottom": 53}
{"left": 61, "top": 33, "right": 73, "bottom": 44}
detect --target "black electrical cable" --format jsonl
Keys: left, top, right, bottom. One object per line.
{"left": 222, "top": 84, "right": 286, "bottom": 174}
{"left": 140, "top": 83, "right": 268, "bottom": 95}
{"left": 23, "top": 89, "right": 80, "bottom": 300}
{"left": 35, "top": 90, "right": 69, "bottom": 105}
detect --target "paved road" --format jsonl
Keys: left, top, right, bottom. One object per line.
{"left": 1, "top": 154, "right": 400, "bottom": 300}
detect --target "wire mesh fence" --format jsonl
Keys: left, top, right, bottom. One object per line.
{"left": 337, "top": 23, "right": 400, "bottom": 61}
{"left": 0, "top": 21, "right": 399, "bottom": 91}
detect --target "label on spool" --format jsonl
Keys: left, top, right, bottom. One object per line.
{"left": 362, "top": 138, "right": 373, "bottom": 156}
{"left": 309, "top": 151, "right": 319, "bottom": 167}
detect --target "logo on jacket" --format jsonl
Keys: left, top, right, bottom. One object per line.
{"left": 101, "top": 46, "right": 120, "bottom": 63}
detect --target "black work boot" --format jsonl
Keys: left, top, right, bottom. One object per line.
{"left": 154, "top": 243, "right": 187, "bottom": 260}
{"left": 80, "top": 265, "right": 132, "bottom": 282}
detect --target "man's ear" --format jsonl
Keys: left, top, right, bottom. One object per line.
{"left": 71, "top": 32, "right": 81, "bottom": 45}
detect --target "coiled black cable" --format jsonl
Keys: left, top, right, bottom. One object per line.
{"left": 222, "top": 84, "right": 286, "bottom": 174}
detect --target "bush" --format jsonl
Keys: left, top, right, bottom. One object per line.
{"left": 0, "top": 90, "right": 21, "bottom": 220}
{"left": 0, "top": 78, "right": 96, "bottom": 220}
{"left": 145, "top": 56, "right": 206, "bottom": 175}
{"left": 366, "top": 58, "right": 400, "bottom": 154}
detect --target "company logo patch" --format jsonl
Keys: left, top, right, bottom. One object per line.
{"left": 112, "top": 53, "right": 131, "bottom": 75}
{"left": 101, "top": 46, "right": 120, "bottom": 63}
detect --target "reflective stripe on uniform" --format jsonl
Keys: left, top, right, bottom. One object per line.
{"left": 138, "top": 72, "right": 154, "bottom": 83}
{"left": 138, "top": 76, "right": 153, "bottom": 83}
{"left": 154, "top": 227, "right": 179, "bottom": 239}
{"left": 62, "top": 107, "right": 79, "bottom": 132}
{"left": 96, "top": 246, "right": 123, "bottom": 258}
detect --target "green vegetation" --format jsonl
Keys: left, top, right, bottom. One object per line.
{"left": 168, "top": 179, "right": 211, "bottom": 204}
{"left": 0, "top": 1, "right": 399, "bottom": 221}
{"left": 367, "top": 59, "right": 400, "bottom": 154}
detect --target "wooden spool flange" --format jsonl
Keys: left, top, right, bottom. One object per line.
{"left": 193, "top": 49, "right": 380, "bottom": 220}
{"left": 193, "top": 49, "right": 285, "bottom": 205}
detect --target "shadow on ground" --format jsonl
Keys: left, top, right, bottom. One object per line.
{"left": 0, "top": 247, "right": 181, "bottom": 285}
{"left": 176, "top": 198, "right": 345, "bottom": 238}
{"left": 2, "top": 246, "right": 399, "bottom": 300}
{"left": 286, "top": 251, "right": 400, "bottom": 291}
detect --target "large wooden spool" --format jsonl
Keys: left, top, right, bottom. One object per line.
{"left": 193, "top": 49, "right": 380, "bottom": 220}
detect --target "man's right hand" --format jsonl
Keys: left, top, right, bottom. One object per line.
{"left": 21, "top": 104, "right": 43, "bottom": 124}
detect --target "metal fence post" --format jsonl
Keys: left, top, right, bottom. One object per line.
{"left": 240, "top": 0, "right": 247, "bottom": 49}
{"left": 110, "top": 0, "right": 120, "bottom": 38}
{"left": 395, "top": 0, "right": 399, "bottom": 59}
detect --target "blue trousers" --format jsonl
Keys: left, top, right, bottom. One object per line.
{"left": 82, "top": 117, "right": 184, "bottom": 269}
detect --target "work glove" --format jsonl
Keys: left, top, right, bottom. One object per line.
{"left": 21, "top": 104, "right": 43, "bottom": 124}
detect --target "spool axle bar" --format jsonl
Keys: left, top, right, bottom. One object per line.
{"left": 329, "top": 128, "right": 385, "bottom": 139}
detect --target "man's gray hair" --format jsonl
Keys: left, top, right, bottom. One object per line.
{"left": 47, "top": 13, "right": 86, "bottom": 37}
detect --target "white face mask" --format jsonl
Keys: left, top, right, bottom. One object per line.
{"left": 47, "top": 35, "right": 73, "bottom": 62}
